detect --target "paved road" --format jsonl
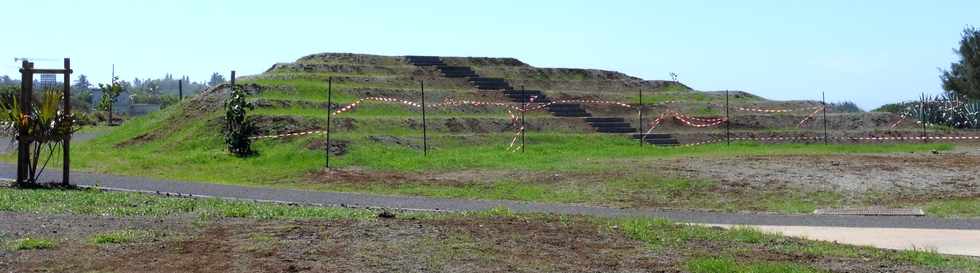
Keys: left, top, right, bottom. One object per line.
{"left": 708, "top": 224, "right": 980, "bottom": 256}
{"left": 2, "top": 163, "right": 980, "bottom": 230}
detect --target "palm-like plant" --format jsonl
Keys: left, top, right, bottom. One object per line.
{"left": 0, "top": 90, "right": 76, "bottom": 186}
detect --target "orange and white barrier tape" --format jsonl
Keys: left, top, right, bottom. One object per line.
{"left": 797, "top": 107, "right": 825, "bottom": 128}
{"left": 250, "top": 130, "right": 326, "bottom": 140}
{"left": 735, "top": 106, "right": 821, "bottom": 113}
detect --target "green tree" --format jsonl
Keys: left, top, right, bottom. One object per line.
{"left": 72, "top": 74, "right": 92, "bottom": 90}
{"left": 98, "top": 77, "right": 125, "bottom": 126}
{"left": 941, "top": 26, "right": 980, "bottom": 99}
{"left": 208, "top": 72, "right": 227, "bottom": 87}
{"left": 0, "top": 90, "right": 77, "bottom": 186}
{"left": 224, "top": 85, "right": 255, "bottom": 157}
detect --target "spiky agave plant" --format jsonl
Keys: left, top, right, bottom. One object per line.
{"left": 901, "top": 93, "right": 980, "bottom": 129}
{"left": 0, "top": 90, "right": 76, "bottom": 186}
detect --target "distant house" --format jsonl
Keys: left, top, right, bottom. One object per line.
{"left": 37, "top": 74, "right": 58, "bottom": 90}
{"left": 128, "top": 104, "right": 161, "bottom": 116}
{"left": 90, "top": 89, "right": 132, "bottom": 114}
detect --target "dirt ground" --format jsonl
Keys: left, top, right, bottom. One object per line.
{"left": 658, "top": 145, "right": 980, "bottom": 201}
{"left": 0, "top": 212, "right": 954, "bottom": 273}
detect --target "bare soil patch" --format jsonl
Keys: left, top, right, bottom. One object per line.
{"left": 0, "top": 212, "right": 950, "bottom": 273}
{"left": 659, "top": 151, "right": 980, "bottom": 200}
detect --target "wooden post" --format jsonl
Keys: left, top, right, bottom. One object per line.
{"left": 420, "top": 80, "right": 428, "bottom": 156}
{"left": 326, "top": 77, "right": 332, "bottom": 168}
{"left": 62, "top": 58, "right": 72, "bottom": 186}
{"left": 178, "top": 79, "right": 183, "bottom": 101}
{"left": 230, "top": 70, "right": 236, "bottom": 86}
{"left": 17, "top": 61, "right": 32, "bottom": 185}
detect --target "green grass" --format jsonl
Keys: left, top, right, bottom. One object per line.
{"left": 0, "top": 187, "right": 375, "bottom": 220}
{"left": 90, "top": 230, "right": 151, "bottom": 245}
{"left": 616, "top": 218, "right": 980, "bottom": 272}
{"left": 10, "top": 237, "right": 56, "bottom": 250}
{"left": 686, "top": 257, "right": 824, "bottom": 273}
{"left": 61, "top": 107, "right": 950, "bottom": 184}
{"left": 923, "top": 198, "right": 980, "bottom": 218}
{"left": 39, "top": 105, "right": 952, "bottom": 214}
{"left": 6, "top": 82, "right": 954, "bottom": 214}
{"left": 1, "top": 187, "right": 978, "bottom": 271}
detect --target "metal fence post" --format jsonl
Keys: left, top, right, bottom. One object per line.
{"left": 823, "top": 91, "right": 828, "bottom": 145}
{"left": 921, "top": 93, "right": 927, "bottom": 143}
{"left": 639, "top": 88, "right": 644, "bottom": 147}
{"left": 521, "top": 85, "right": 526, "bottom": 153}
{"left": 726, "top": 90, "right": 730, "bottom": 145}
{"left": 421, "top": 80, "right": 428, "bottom": 156}
{"left": 326, "top": 77, "right": 332, "bottom": 168}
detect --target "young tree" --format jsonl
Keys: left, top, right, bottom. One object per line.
{"left": 0, "top": 90, "right": 76, "bottom": 186}
{"left": 208, "top": 72, "right": 227, "bottom": 87}
{"left": 224, "top": 85, "right": 255, "bottom": 157}
{"left": 98, "top": 77, "right": 125, "bottom": 126}
{"left": 941, "top": 26, "right": 980, "bottom": 99}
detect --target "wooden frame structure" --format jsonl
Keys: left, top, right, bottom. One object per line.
{"left": 18, "top": 59, "right": 72, "bottom": 186}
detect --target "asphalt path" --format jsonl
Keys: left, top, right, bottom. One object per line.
{"left": 2, "top": 163, "right": 979, "bottom": 230}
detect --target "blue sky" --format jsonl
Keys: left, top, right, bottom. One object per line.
{"left": 1, "top": 0, "right": 977, "bottom": 109}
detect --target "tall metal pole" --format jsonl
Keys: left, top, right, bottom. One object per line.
{"left": 822, "top": 91, "right": 828, "bottom": 145}
{"left": 921, "top": 93, "right": 927, "bottom": 143}
{"left": 421, "top": 80, "right": 428, "bottom": 156}
{"left": 326, "top": 77, "right": 332, "bottom": 168}
{"left": 17, "top": 61, "right": 32, "bottom": 185}
{"left": 62, "top": 58, "right": 72, "bottom": 186}
{"left": 109, "top": 64, "right": 114, "bottom": 126}
{"left": 178, "top": 79, "right": 183, "bottom": 101}
{"left": 639, "top": 88, "right": 644, "bottom": 146}
{"left": 726, "top": 90, "right": 730, "bottom": 145}
{"left": 521, "top": 85, "right": 526, "bottom": 153}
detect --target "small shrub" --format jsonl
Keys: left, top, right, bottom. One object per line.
{"left": 11, "top": 238, "right": 55, "bottom": 250}
{"left": 223, "top": 85, "right": 256, "bottom": 157}
{"left": 90, "top": 230, "right": 150, "bottom": 245}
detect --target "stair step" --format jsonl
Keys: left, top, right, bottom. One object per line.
{"left": 437, "top": 66, "right": 476, "bottom": 77}
{"left": 585, "top": 117, "right": 625, "bottom": 123}
{"left": 510, "top": 98, "right": 550, "bottom": 103}
{"left": 632, "top": 133, "right": 674, "bottom": 139}
{"left": 547, "top": 103, "right": 582, "bottom": 108}
{"left": 503, "top": 90, "right": 544, "bottom": 95}
{"left": 596, "top": 127, "right": 638, "bottom": 133}
{"left": 589, "top": 122, "right": 633, "bottom": 128}
{"left": 646, "top": 139, "right": 680, "bottom": 145}
{"left": 505, "top": 94, "right": 545, "bottom": 99}
{"left": 551, "top": 112, "right": 592, "bottom": 117}
{"left": 405, "top": 56, "right": 445, "bottom": 66}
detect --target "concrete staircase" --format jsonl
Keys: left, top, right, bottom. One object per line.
{"left": 406, "top": 56, "right": 671, "bottom": 141}
{"left": 631, "top": 133, "right": 680, "bottom": 145}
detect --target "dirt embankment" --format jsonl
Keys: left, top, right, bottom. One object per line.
{"left": 114, "top": 83, "right": 255, "bottom": 147}
{"left": 250, "top": 115, "right": 593, "bottom": 136}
